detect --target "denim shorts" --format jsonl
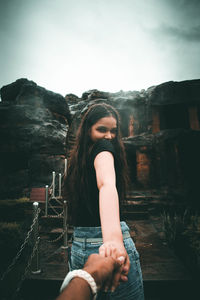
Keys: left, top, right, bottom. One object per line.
{"left": 69, "top": 221, "right": 144, "bottom": 300}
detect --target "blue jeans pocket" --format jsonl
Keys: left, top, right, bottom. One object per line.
{"left": 71, "top": 241, "right": 101, "bottom": 270}
{"left": 110, "top": 237, "right": 144, "bottom": 300}
{"left": 71, "top": 244, "right": 86, "bottom": 269}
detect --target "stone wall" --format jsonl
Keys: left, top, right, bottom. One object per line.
{"left": 0, "top": 79, "right": 71, "bottom": 199}
{"left": 65, "top": 81, "right": 200, "bottom": 207}
{"left": 1, "top": 78, "right": 200, "bottom": 207}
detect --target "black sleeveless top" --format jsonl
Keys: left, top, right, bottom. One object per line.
{"left": 74, "top": 139, "right": 119, "bottom": 227}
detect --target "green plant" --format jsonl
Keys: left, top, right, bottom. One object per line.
{"left": 16, "top": 197, "right": 30, "bottom": 203}
{"left": 0, "top": 222, "right": 24, "bottom": 268}
{"left": 0, "top": 198, "right": 31, "bottom": 222}
{"left": 0, "top": 197, "right": 29, "bottom": 205}
{"left": 183, "top": 214, "right": 200, "bottom": 256}
{"left": 161, "top": 209, "right": 200, "bottom": 275}
{"left": 161, "top": 209, "right": 190, "bottom": 247}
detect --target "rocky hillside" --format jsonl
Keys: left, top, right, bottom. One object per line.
{"left": 0, "top": 79, "right": 71, "bottom": 199}
{"left": 0, "top": 78, "right": 200, "bottom": 207}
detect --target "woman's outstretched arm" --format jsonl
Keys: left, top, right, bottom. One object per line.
{"left": 94, "top": 151, "right": 130, "bottom": 280}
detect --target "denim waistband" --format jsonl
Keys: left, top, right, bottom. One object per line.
{"left": 73, "top": 221, "right": 130, "bottom": 239}
{"left": 73, "top": 231, "right": 130, "bottom": 243}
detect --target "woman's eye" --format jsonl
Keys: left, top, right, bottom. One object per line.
{"left": 97, "top": 127, "right": 106, "bottom": 133}
{"left": 111, "top": 129, "right": 117, "bottom": 134}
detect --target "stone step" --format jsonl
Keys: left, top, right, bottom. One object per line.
{"left": 122, "top": 211, "right": 149, "bottom": 220}
{"left": 122, "top": 201, "right": 150, "bottom": 211}
{"left": 40, "top": 215, "right": 64, "bottom": 229}
{"left": 44, "top": 228, "right": 73, "bottom": 241}
{"left": 126, "top": 194, "right": 155, "bottom": 200}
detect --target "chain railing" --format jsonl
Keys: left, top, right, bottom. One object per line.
{"left": 1, "top": 160, "right": 69, "bottom": 299}
{"left": 45, "top": 229, "right": 65, "bottom": 244}
{"left": 44, "top": 200, "right": 69, "bottom": 245}
{"left": 0, "top": 202, "right": 41, "bottom": 300}
{"left": 11, "top": 237, "right": 40, "bottom": 300}
{"left": 0, "top": 205, "right": 41, "bottom": 282}
{"left": 45, "top": 162, "right": 67, "bottom": 218}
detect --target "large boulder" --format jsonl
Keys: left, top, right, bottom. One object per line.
{"left": 0, "top": 79, "right": 71, "bottom": 199}
{"left": 148, "top": 79, "right": 200, "bottom": 105}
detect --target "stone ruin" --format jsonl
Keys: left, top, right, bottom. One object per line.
{"left": 0, "top": 79, "right": 71, "bottom": 198}
{"left": 0, "top": 78, "right": 200, "bottom": 209}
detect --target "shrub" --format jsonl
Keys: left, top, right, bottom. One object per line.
{"left": 0, "top": 198, "right": 31, "bottom": 222}
{"left": 161, "top": 209, "right": 190, "bottom": 247}
{"left": 0, "top": 222, "right": 24, "bottom": 270}
{"left": 161, "top": 209, "right": 200, "bottom": 275}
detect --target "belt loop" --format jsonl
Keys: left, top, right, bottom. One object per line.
{"left": 82, "top": 237, "right": 86, "bottom": 250}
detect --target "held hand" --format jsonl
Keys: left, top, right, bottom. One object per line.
{"left": 83, "top": 253, "right": 124, "bottom": 292}
{"left": 99, "top": 241, "right": 130, "bottom": 283}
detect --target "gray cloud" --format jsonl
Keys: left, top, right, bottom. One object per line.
{"left": 152, "top": 24, "right": 200, "bottom": 42}
{"left": 0, "top": 0, "right": 200, "bottom": 96}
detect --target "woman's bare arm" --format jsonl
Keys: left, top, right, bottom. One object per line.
{"left": 94, "top": 151, "right": 122, "bottom": 242}
{"left": 94, "top": 151, "right": 130, "bottom": 277}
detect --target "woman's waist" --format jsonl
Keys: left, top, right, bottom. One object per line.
{"left": 73, "top": 221, "right": 130, "bottom": 239}
{"left": 73, "top": 231, "right": 130, "bottom": 244}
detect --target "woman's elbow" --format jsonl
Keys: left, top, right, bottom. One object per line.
{"left": 97, "top": 181, "right": 116, "bottom": 191}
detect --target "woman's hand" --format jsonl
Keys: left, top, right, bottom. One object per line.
{"left": 99, "top": 241, "right": 130, "bottom": 285}
{"left": 83, "top": 254, "right": 125, "bottom": 292}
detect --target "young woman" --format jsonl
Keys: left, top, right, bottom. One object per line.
{"left": 64, "top": 103, "right": 144, "bottom": 299}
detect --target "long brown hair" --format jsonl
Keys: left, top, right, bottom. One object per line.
{"left": 64, "top": 103, "right": 129, "bottom": 224}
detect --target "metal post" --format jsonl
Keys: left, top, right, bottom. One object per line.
{"left": 45, "top": 185, "right": 49, "bottom": 217}
{"left": 59, "top": 173, "right": 62, "bottom": 198}
{"left": 63, "top": 200, "right": 68, "bottom": 248}
{"left": 64, "top": 158, "right": 67, "bottom": 176}
{"left": 52, "top": 171, "right": 55, "bottom": 198}
{"left": 31, "top": 202, "right": 41, "bottom": 274}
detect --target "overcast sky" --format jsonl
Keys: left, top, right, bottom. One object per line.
{"left": 0, "top": 0, "right": 200, "bottom": 97}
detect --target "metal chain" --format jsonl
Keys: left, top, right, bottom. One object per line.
{"left": 49, "top": 195, "right": 63, "bottom": 206}
{"left": 0, "top": 208, "right": 41, "bottom": 281}
{"left": 45, "top": 229, "right": 65, "bottom": 243}
{"left": 48, "top": 203, "right": 64, "bottom": 217}
{"left": 56, "top": 210, "right": 64, "bottom": 218}
{"left": 54, "top": 198, "right": 63, "bottom": 206}
{"left": 48, "top": 203, "right": 61, "bottom": 216}
{"left": 41, "top": 208, "right": 63, "bottom": 218}
{"left": 45, "top": 213, "right": 63, "bottom": 219}
{"left": 11, "top": 237, "right": 40, "bottom": 300}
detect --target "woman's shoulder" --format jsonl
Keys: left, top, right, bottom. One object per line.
{"left": 90, "top": 139, "right": 115, "bottom": 162}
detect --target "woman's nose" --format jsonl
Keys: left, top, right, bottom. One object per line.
{"left": 105, "top": 131, "right": 112, "bottom": 139}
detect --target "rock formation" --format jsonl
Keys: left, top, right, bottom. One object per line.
{"left": 65, "top": 81, "right": 200, "bottom": 208}
{"left": 0, "top": 78, "right": 200, "bottom": 208}
{"left": 0, "top": 79, "right": 71, "bottom": 199}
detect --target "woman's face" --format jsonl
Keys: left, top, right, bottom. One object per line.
{"left": 90, "top": 116, "right": 117, "bottom": 142}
